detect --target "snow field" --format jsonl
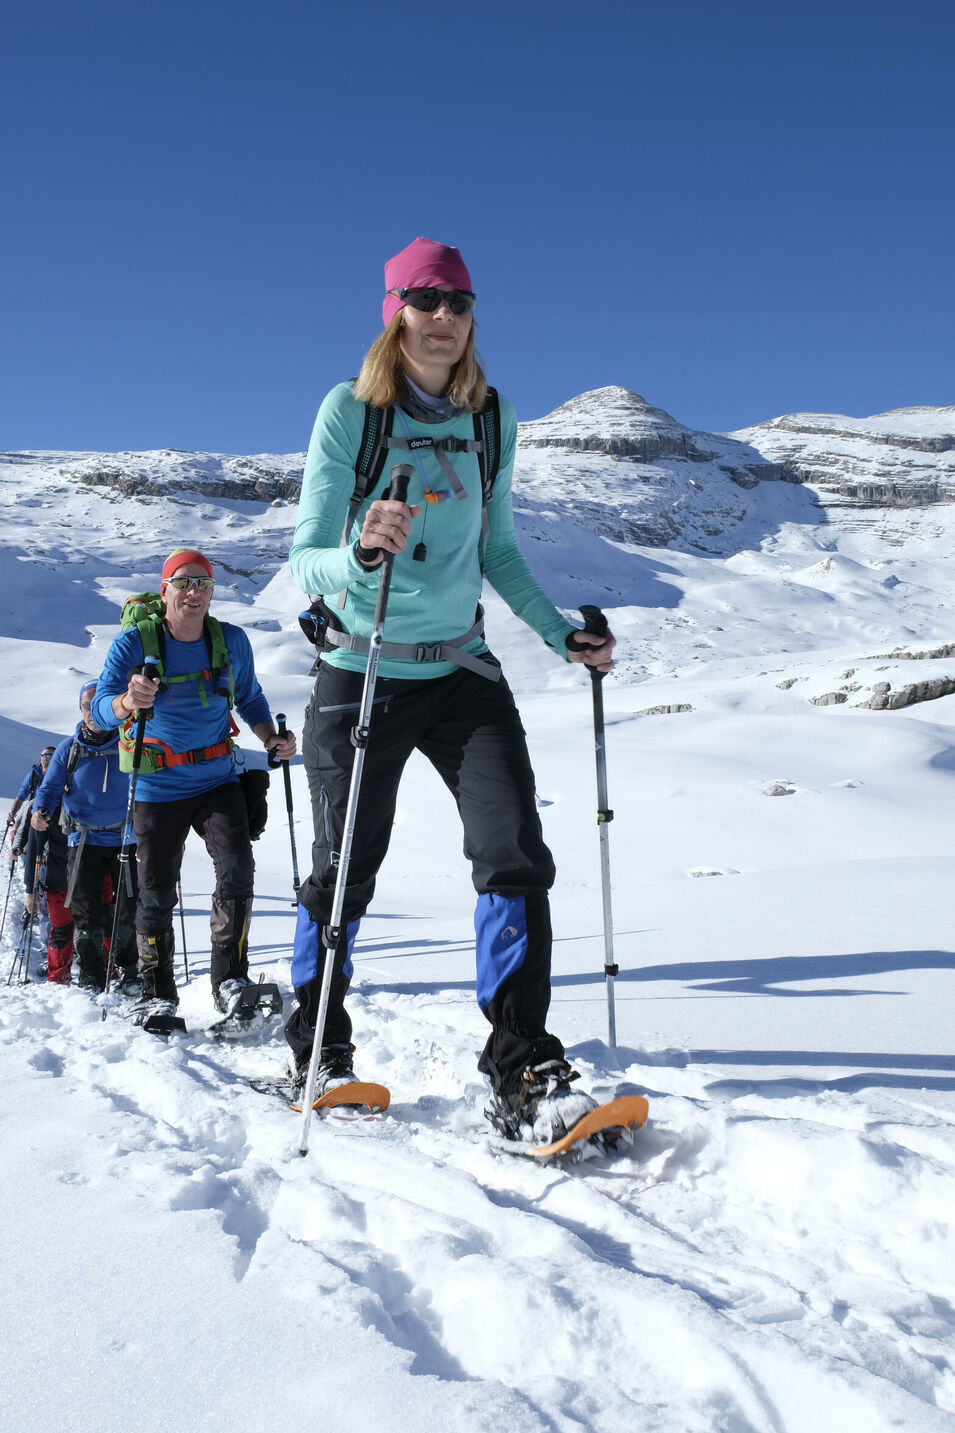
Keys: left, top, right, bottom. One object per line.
{"left": 1, "top": 451, "right": 955, "bottom": 1429}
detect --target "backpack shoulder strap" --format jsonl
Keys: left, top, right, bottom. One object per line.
{"left": 351, "top": 401, "right": 395, "bottom": 523}
{"left": 63, "top": 740, "right": 83, "bottom": 794}
{"left": 202, "top": 616, "right": 234, "bottom": 707}
{"left": 134, "top": 616, "right": 164, "bottom": 676}
{"left": 475, "top": 386, "right": 501, "bottom": 505}
{"left": 473, "top": 386, "right": 501, "bottom": 571}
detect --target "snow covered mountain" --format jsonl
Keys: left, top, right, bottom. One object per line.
{"left": 2, "top": 390, "right": 955, "bottom": 1433}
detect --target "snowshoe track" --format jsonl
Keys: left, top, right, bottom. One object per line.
{"left": 1, "top": 977, "right": 952, "bottom": 1432}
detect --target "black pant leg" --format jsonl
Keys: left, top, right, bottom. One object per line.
{"left": 134, "top": 800, "right": 191, "bottom": 936}
{"left": 191, "top": 782, "right": 254, "bottom": 990}
{"left": 69, "top": 847, "right": 108, "bottom": 930}
{"left": 104, "top": 845, "right": 138, "bottom": 968}
{"left": 286, "top": 664, "right": 418, "bottom": 1065}
{"left": 418, "top": 663, "right": 563, "bottom": 1090}
{"left": 71, "top": 848, "right": 109, "bottom": 985}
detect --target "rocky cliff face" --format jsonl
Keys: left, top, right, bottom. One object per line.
{"left": 731, "top": 407, "right": 955, "bottom": 508}
{"left": 0, "top": 449, "right": 304, "bottom": 503}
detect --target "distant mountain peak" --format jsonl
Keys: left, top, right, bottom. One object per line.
{"left": 518, "top": 386, "right": 702, "bottom": 460}
{"left": 525, "top": 384, "right": 679, "bottom": 428}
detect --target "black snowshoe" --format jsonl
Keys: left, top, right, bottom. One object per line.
{"left": 206, "top": 976, "right": 283, "bottom": 1041}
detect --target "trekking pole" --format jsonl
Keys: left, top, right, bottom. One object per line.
{"left": 8, "top": 838, "right": 45, "bottom": 985}
{"left": 578, "top": 605, "right": 618, "bottom": 1049}
{"left": 269, "top": 713, "right": 300, "bottom": 905}
{"left": 8, "top": 917, "right": 31, "bottom": 986}
{"left": 0, "top": 854, "right": 17, "bottom": 949}
{"left": 297, "top": 464, "right": 413, "bottom": 1157}
{"left": 103, "top": 663, "right": 158, "bottom": 1017}
{"left": 177, "top": 880, "right": 189, "bottom": 983}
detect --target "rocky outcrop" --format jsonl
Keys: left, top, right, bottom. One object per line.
{"left": 862, "top": 677, "right": 955, "bottom": 710}
{"left": 0, "top": 450, "right": 304, "bottom": 503}
{"left": 731, "top": 407, "right": 955, "bottom": 508}
{"left": 741, "top": 409, "right": 955, "bottom": 455}
{"left": 635, "top": 703, "right": 694, "bottom": 716}
{"left": 871, "top": 644, "right": 955, "bottom": 661}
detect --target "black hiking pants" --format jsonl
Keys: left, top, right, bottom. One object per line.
{"left": 133, "top": 781, "right": 254, "bottom": 996}
{"left": 285, "top": 658, "right": 565, "bottom": 1088}
{"left": 68, "top": 844, "right": 138, "bottom": 980}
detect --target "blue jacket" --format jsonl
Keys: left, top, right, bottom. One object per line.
{"left": 15, "top": 762, "right": 44, "bottom": 803}
{"left": 90, "top": 620, "right": 272, "bottom": 802}
{"left": 35, "top": 725, "right": 130, "bottom": 848}
{"left": 23, "top": 818, "right": 69, "bottom": 894}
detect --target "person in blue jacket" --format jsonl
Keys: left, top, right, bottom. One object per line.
{"left": 6, "top": 747, "right": 52, "bottom": 830}
{"left": 32, "top": 681, "right": 137, "bottom": 990}
{"left": 90, "top": 549, "right": 296, "bottom": 1020}
{"left": 285, "top": 237, "right": 616, "bottom": 1145}
{"left": 6, "top": 745, "right": 55, "bottom": 877}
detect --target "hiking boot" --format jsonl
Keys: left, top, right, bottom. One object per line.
{"left": 76, "top": 929, "right": 107, "bottom": 991}
{"left": 112, "top": 968, "right": 143, "bottom": 1000}
{"left": 485, "top": 1059, "right": 599, "bottom": 1145}
{"left": 291, "top": 1044, "right": 358, "bottom": 1102}
{"left": 130, "top": 996, "right": 178, "bottom": 1023}
{"left": 213, "top": 975, "right": 254, "bottom": 1018}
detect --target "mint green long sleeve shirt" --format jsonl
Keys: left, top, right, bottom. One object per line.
{"left": 289, "top": 382, "right": 575, "bottom": 680}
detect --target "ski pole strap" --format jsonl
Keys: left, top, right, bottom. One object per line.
{"left": 65, "top": 822, "right": 125, "bottom": 908}
{"left": 321, "top": 607, "right": 501, "bottom": 681}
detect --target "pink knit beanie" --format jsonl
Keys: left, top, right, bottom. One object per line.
{"left": 382, "top": 238, "right": 473, "bottom": 327}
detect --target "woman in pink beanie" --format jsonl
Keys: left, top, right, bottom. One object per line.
{"left": 284, "top": 238, "right": 618, "bottom": 1152}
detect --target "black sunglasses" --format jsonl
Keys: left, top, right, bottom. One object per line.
{"left": 394, "top": 287, "right": 475, "bottom": 315}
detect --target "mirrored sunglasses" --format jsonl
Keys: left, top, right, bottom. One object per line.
{"left": 394, "top": 287, "right": 475, "bottom": 315}
{"left": 165, "top": 575, "right": 214, "bottom": 591}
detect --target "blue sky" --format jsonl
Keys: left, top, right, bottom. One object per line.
{"left": 3, "top": 0, "right": 952, "bottom": 453}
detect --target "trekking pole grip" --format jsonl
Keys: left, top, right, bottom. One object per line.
{"left": 387, "top": 464, "right": 412, "bottom": 507}
{"left": 268, "top": 715, "right": 287, "bottom": 769}
{"left": 576, "top": 605, "right": 609, "bottom": 684}
{"left": 356, "top": 466, "right": 414, "bottom": 569}
{"left": 132, "top": 662, "right": 159, "bottom": 749}
{"left": 579, "top": 604, "right": 608, "bottom": 639}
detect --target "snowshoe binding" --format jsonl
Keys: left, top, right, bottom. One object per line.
{"left": 206, "top": 976, "right": 283, "bottom": 1041}
{"left": 250, "top": 1044, "right": 390, "bottom": 1114}
{"left": 128, "top": 997, "right": 187, "bottom": 1038}
{"left": 485, "top": 1059, "right": 647, "bottom": 1162}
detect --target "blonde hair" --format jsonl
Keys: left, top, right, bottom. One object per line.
{"left": 353, "top": 311, "right": 487, "bottom": 413}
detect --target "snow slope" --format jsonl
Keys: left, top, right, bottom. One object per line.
{"left": 1, "top": 401, "right": 954, "bottom": 1433}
